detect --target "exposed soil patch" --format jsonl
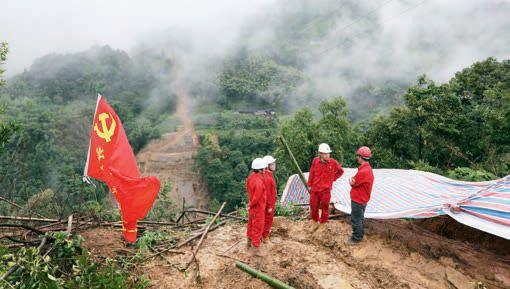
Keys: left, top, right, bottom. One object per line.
{"left": 136, "top": 72, "right": 209, "bottom": 209}
{"left": 80, "top": 218, "right": 510, "bottom": 289}
{"left": 80, "top": 227, "right": 130, "bottom": 259}
{"left": 412, "top": 217, "right": 510, "bottom": 256}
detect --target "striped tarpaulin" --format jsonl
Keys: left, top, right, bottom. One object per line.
{"left": 280, "top": 169, "right": 510, "bottom": 239}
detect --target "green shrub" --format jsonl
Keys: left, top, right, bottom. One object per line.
{"left": 274, "top": 202, "right": 303, "bottom": 217}
{"left": 447, "top": 167, "right": 498, "bottom": 181}
{"left": 0, "top": 232, "right": 149, "bottom": 289}
{"left": 409, "top": 160, "right": 444, "bottom": 175}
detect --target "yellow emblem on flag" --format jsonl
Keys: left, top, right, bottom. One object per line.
{"left": 94, "top": 112, "right": 116, "bottom": 142}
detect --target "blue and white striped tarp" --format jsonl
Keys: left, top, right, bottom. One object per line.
{"left": 280, "top": 169, "right": 510, "bottom": 239}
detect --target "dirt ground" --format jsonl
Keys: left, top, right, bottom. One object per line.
{"left": 136, "top": 71, "right": 209, "bottom": 209}
{"left": 80, "top": 217, "right": 510, "bottom": 289}
{"left": 128, "top": 72, "right": 510, "bottom": 288}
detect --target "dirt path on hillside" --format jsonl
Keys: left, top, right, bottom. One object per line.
{"left": 81, "top": 218, "right": 510, "bottom": 289}
{"left": 136, "top": 73, "right": 209, "bottom": 209}
{"left": 140, "top": 219, "right": 510, "bottom": 289}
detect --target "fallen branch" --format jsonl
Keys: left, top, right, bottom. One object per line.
{"left": 137, "top": 220, "right": 176, "bottom": 226}
{"left": 221, "top": 240, "right": 241, "bottom": 255}
{"left": 214, "top": 253, "right": 246, "bottom": 263}
{"left": 149, "top": 248, "right": 180, "bottom": 269}
{"left": 145, "top": 220, "right": 227, "bottom": 260}
{"left": 37, "top": 215, "right": 90, "bottom": 230}
{"left": 0, "top": 236, "right": 48, "bottom": 281}
{"left": 4, "top": 236, "right": 41, "bottom": 245}
{"left": 235, "top": 261, "right": 295, "bottom": 289}
{"left": 0, "top": 223, "right": 46, "bottom": 235}
{"left": 0, "top": 197, "right": 48, "bottom": 219}
{"left": 184, "top": 208, "right": 246, "bottom": 221}
{"left": 182, "top": 202, "right": 226, "bottom": 271}
{"left": 175, "top": 211, "right": 186, "bottom": 224}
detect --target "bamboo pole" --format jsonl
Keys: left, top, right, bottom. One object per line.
{"left": 235, "top": 261, "right": 295, "bottom": 289}
{"left": 0, "top": 216, "right": 59, "bottom": 222}
{"left": 279, "top": 135, "right": 310, "bottom": 194}
{"left": 182, "top": 202, "right": 226, "bottom": 270}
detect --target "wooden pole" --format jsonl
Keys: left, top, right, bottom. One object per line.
{"left": 279, "top": 135, "right": 310, "bottom": 194}
{"left": 66, "top": 215, "right": 73, "bottom": 235}
{"left": 182, "top": 202, "right": 226, "bottom": 270}
{"left": 235, "top": 261, "right": 295, "bottom": 289}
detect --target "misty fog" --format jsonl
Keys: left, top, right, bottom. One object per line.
{"left": 2, "top": 0, "right": 510, "bottom": 108}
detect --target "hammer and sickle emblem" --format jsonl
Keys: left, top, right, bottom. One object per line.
{"left": 94, "top": 112, "right": 116, "bottom": 142}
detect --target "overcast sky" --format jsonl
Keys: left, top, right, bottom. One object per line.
{"left": 2, "top": 0, "right": 509, "bottom": 82}
{"left": 0, "top": 0, "right": 275, "bottom": 75}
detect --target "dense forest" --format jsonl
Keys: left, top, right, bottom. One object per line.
{"left": 195, "top": 57, "right": 509, "bottom": 212}
{"left": 1, "top": 5, "right": 508, "bottom": 215}
{"left": 189, "top": 1, "right": 509, "bottom": 209}
{"left": 0, "top": 45, "right": 177, "bottom": 217}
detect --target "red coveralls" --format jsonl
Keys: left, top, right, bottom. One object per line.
{"left": 307, "top": 157, "right": 344, "bottom": 223}
{"left": 262, "top": 170, "right": 277, "bottom": 238}
{"left": 246, "top": 172, "right": 266, "bottom": 247}
{"left": 350, "top": 162, "right": 375, "bottom": 205}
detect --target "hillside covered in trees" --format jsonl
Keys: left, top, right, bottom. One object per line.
{"left": 0, "top": 45, "right": 177, "bottom": 217}
{"left": 0, "top": 0, "right": 509, "bottom": 288}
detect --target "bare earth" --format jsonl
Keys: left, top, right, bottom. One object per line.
{"left": 127, "top": 74, "right": 510, "bottom": 289}
{"left": 82, "top": 218, "right": 510, "bottom": 289}
{"left": 136, "top": 73, "right": 209, "bottom": 209}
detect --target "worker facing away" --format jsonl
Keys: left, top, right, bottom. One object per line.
{"left": 348, "top": 146, "right": 374, "bottom": 244}
{"left": 246, "top": 157, "right": 267, "bottom": 254}
{"left": 262, "top": 155, "right": 277, "bottom": 242}
{"left": 307, "top": 143, "right": 344, "bottom": 227}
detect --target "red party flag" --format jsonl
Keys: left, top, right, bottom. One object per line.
{"left": 84, "top": 94, "right": 160, "bottom": 242}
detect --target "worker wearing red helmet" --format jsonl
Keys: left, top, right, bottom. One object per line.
{"left": 347, "top": 146, "right": 374, "bottom": 244}
{"left": 246, "top": 157, "right": 267, "bottom": 255}
{"left": 307, "top": 143, "right": 344, "bottom": 228}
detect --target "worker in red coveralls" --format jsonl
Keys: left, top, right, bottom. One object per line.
{"left": 347, "top": 146, "right": 374, "bottom": 245}
{"left": 246, "top": 157, "right": 267, "bottom": 255}
{"left": 262, "top": 155, "right": 277, "bottom": 243}
{"left": 307, "top": 143, "right": 344, "bottom": 231}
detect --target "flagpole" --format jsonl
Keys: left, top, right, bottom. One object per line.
{"left": 83, "top": 94, "right": 102, "bottom": 185}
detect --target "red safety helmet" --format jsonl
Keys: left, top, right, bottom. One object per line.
{"left": 356, "top": 146, "right": 372, "bottom": 159}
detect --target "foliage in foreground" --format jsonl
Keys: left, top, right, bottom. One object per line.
{"left": 0, "top": 232, "right": 148, "bottom": 289}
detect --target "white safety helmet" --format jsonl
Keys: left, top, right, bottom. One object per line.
{"left": 251, "top": 158, "right": 266, "bottom": 170}
{"left": 262, "top": 155, "right": 276, "bottom": 166}
{"left": 318, "top": 143, "right": 332, "bottom": 153}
